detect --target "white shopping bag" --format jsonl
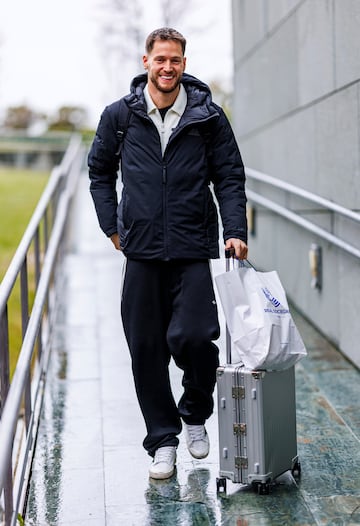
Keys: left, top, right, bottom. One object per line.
{"left": 215, "top": 266, "right": 307, "bottom": 370}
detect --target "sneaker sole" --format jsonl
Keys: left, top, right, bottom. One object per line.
{"left": 188, "top": 449, "right": 209, "bottom": 460}
{"left": 149, "top": 467, "right": 175, "bottom": 480}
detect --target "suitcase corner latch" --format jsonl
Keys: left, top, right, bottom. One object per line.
{"left": 252, "top": 371, "right": 265, "bottom": 380}
{"left": 233, "top": 423, "right": 247, "bottom": 435}
{"left": 232, "top": 386, "right": 245, "bottom": 399}
{"left": 235, "top": 456, "right": 248, "bottom": 469}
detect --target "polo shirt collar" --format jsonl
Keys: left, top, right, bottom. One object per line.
{"left": 144, "top": 83, "right": 187, "bottom": 116}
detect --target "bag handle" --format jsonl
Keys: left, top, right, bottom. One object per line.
{"left": 224, "top": 248, "right": 255, "bottom": 271}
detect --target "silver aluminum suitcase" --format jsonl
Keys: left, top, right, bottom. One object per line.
{"left": 216, "top": 252, "right": 301, "bottom": 494}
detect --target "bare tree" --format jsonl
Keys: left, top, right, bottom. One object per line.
{"left": 96, "top": 0, "right": 145, "bottom": 98}
{"left": 159, "top": 0, "right": 186, "bottom": 27}
{"left": 158, "top": 0, "right": 210, "bottom": 34}
{"left": 102, "top": 0, "right": 144, "bottom": 60}
{"left": 96, "top": 0, "right": 208, "bottom": 99}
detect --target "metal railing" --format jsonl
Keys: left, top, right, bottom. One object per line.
{"left": 0, "top": 134, "right": 85, "bottom": 525}
{"left": 245, "top": 167, "right": 360, "bottom": 260}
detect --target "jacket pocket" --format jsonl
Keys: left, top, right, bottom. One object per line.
{"left": 117, "top": 194, "right": 132, "bottom": 247}
{"left": 204, "top": 192, "right": 219, "bottom": 245}
{"left": 118, "top": 221, "right": 133, "bottom": 249}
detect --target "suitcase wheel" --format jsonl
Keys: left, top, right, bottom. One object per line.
{"left": 291, "top": 460, "right": 301, "bottom": 479}
{"left": 216, "top": 477, "right": 227, "bottom": 494}
{"left": 252, "top": 480, "right": 271, "bottom": 495}
{"left": 256, "top": 481, "right": 270, "bottom": 495}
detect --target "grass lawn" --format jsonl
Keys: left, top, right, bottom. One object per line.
{"left": 0, "top": 167, "right": 50, "bottom": 375}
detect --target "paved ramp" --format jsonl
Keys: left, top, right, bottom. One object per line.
{"left": 26, "top": 172, "right": 360, "bottom": 525}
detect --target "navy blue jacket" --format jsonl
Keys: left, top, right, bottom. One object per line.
{"left": 88, "top": 73, "right": 247, "bottom": 260}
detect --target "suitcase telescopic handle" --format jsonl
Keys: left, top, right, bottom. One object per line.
{"left": 223, "top": 250, "right": 254, "bottom": 364}
{"left": 225, "top": 248, "right": 252, "bottom": 271}
{"left": 225, "top": 247, "right": 235, "bottom": 272}
{"left": 225, "top": 247, "right": 235, "bottom": 258}
{"left": 224, "top": 248, "right": 236, "bottom": 363}
{"left": 224, "top": 248, "right": 249, "bottom": 363}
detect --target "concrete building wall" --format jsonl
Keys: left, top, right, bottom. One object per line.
{"left": 232, "top": 0, "right": 360, "bottom": 367}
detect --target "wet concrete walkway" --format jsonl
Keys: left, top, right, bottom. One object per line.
{"left": 26, "top": 172, "right": 360, "bottom": 525}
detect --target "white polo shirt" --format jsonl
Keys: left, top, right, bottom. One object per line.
{"left": 144, "top": 83, "right": 187, "bottom": 155}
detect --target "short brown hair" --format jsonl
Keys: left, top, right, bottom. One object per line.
{"left": 145, "top": 28, "right": 186, "bottom": 55}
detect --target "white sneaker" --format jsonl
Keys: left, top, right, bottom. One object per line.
{"left": 149, "top": 446, "right": 176, "bottom": 480}
{"left": 184, "top": 424, "right": 210, "bottom": 459}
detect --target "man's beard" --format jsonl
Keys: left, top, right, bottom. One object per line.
{"left": 149, "top": 73, "right": 182, "bottom": 93}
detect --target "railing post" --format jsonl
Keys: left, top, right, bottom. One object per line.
{"left": 0, "top": 306, "right": 10, "bottom": 415}
{"left": 34, "top": 227, "right": 43, "bottom": 363}
{"left": 43, "top": 207, "right": 49, "bottom": 253}
{"left": 0, "top": 306, "right": 14, "bottom": 524}
{"left": 20, "top": 259, "right": 32, "bottom": 431}
{"left": 20, "top": 258, "right": 29, "bottom": 339}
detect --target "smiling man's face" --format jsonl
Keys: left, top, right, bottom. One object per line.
{"left": 143, "top": 39, "right": 186, "bottom": 94}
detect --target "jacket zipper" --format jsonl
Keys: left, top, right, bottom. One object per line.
{"left": 160, "top": 117, "right": 218, "bottom": 259}
{"left": 162, "top": 162, "right": 169, "bottom": 259}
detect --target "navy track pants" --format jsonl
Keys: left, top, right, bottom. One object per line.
{"left": 121, "top": 259, "right": 220, "bottom": 456}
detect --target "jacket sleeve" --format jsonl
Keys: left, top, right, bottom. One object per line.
{"left": 88, "top": 103, "right": 121, "bottom": 237}
{"left": 210, "top": 108, "right": 248, "bottom": 244}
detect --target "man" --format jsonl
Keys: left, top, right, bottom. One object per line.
{"left": 88, "top": 27, "right": 248, "bottom": 480}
